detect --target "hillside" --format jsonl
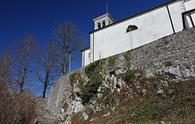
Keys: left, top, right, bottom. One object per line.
{"left": 47, "top": 28, "right": 195, "bottom": 124}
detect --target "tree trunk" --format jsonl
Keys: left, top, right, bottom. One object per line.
{"left": 62, "top": 54, "right": 69, "bottom": 75}
{"left": 20, "top": 65, "right": 27, "bottom": 94}
{"left": 42, "top": 70, "right": 49, "bottom": 98}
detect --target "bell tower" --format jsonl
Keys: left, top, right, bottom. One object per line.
{"left": 93, "top": 13, "right": 114, "bottom": 30}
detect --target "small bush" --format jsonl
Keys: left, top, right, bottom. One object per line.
{"left": 163, "top": 61, "right": 174, "bottom": 67}
{"left": 123, "top": 52, "right": 132, "bottom": 69}
{"left": 108, "top": 56, "right": 117, "bottom": 67}
{"left": 80, "top": 78, "right": 102, "bottom": 104}
{"left": 85, "top": 61, "right": 101, "bottom": 79}
{"left": 121, "top": 69, "right": 137, "bottom": 86}
{"left": 69, "top": 72, "right": 77, "bottom": 84}
{"left": 0, "top": 81, "right": 36, "bottom": 124}
{"left": 82, "top": 60, "right": 105, "bottom": 104}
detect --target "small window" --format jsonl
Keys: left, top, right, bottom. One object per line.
{"left": 88, "top": 53, "right": 90, "bottom": 58}
{"left": 126, "top": 25, "right": 138, "bottom": 33}
{"left": 98, "top": 22, "right": 101, "bottom": 29}
{"left": 102, "top": 20, "right": 106, "bottom": 27}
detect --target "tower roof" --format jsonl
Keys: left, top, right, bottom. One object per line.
{"left": 93, "top": 13, "right": 114, "bottom": 22}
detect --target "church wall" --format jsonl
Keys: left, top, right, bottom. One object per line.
{"left": 92, "top": 4, "right": 178, "bottom": 61}
{"left": 167, "top": 1, "right": 184, "bottom": 33}
{"left": 185, "top": 0, "right": 195, "bottom": 11}
{"left": 90, "top": 34, "right": 94, "bottom": 63}
{"left": 192, "top": 12, "right": 195, "bottom": 23}
{"left": 82, "top": 48, "right": 90, "bottom": 67}
{"left": 88, "top": 0, "right": 195, "bottom": 64}
{"left": 184, "top": 0, "right": 195, "bottom": 28}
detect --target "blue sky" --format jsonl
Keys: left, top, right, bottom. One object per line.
{"left": 0, "top": 0, "right": 168, "bottom": 96}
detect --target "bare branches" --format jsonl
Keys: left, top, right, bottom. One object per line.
{"left": 0, "top": 81, "right": 36, "bottom": 124}
{"left": 36, "top": 22, "right": 84, "bottom": 98}
{"left": 0, "top": 22, "right": 84, "bottom": 98}
{"left": 37, "top": 41, "right": 60, "bottom": 98}
{"left": 0, "top": 37, "right": 37, "bottom": 123}
{"left": 54, "top": 22, "right": 83, "bottom": 75}
{"left": 0, "top": 51, "right": 12, "bottom": 84}
{"left": 13, "top": 35, "right": 40, "bottom": 93}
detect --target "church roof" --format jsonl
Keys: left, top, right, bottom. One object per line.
{"left": 90, "top": 0, "right": 177, "bottom": 34}
{"left": 80, "top": 47, "right": 90, "bottom": 52}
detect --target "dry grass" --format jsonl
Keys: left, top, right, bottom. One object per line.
{"left": 0, "top": 80, "right": 36, "bottom": 124}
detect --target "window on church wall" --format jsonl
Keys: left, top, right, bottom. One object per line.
{"left": 97, "top": 22, "right": 101, "bottom": 29}
{"left": 126, "top": 25, "right": 138, "bottom": 33}
{"left": 102, "top": 20, "right": 106, "bottom": 27}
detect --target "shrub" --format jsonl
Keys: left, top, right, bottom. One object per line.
{"left": 123, "top": 52, "right": 131, "bottom": 69}
{"left": 121, "top": 69, "right": 137, "bottom": 86}
{"left": 85, "top": 61, "right": 102, "bottom": 79}
{"left": 80, "top": 78, "right": 103, "bottom": 105}
{"left": 0, "top": 81, "right": 36, "bottom": 124}
{"left": 82, "top": 60, "right": 105, "bottom": 104}
{"left": 163, "top": 61, "right": 174, "bottom": 67}
{"left": 108, "top": 56, "right": 117, "bottom": 67}
{"left": 69, "top": 72, "right": 77, "bottom": 84}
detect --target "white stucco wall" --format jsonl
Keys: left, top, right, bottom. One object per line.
{"left": 91, "top": 2, "right": 183, "bottom": 61}
{"left": 83, "top": 0, "right": 195, "bottom": 66}
{"left": 185, "top": 0, "right": 195, "bottom": 28}
{"left": 185, "top": 0, "right": 195, "bottom": 11}
{"left": 192, "top": 12, "right": 195, "bottom": 23}
{"left": 82, "top": 49, "right": 90, "bottom": 67}
{"left": 88, "top": 0, "right": 195, "bottom": 62}
{"left": 168, "top": 1, "right": 184, "bottom": 33}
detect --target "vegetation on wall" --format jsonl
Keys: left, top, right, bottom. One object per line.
{"left": 78, "top": 61, "right": 104, "bottom": 104}
{"left": 123, "top": 51, "right": 132, "bottom": 69}
{"left": 108, "top": 56, "right": 117, "bottom": 67}
{"left": 70, "top": 49, "right": 195, "bottom": 123}
{"left": 69, "top": 71, "right": 78, "bottom": 84}
{"left": 120, "top": 69, "right": 138, "bottom": 86}
{"left": 71, "top": 53, "right": 195, "bottom": 123}
{"left": 80, "top": 78, "right": 103, "bottom": 104}
{"left": 84, "top": 61, "right": 102, "bottom": 79}
{"left": 73, "top": 75, "right": 195, "bottom": 124}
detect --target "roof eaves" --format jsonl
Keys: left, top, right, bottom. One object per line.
{"left": 80, "top": 47, "right": 90, "bottom": 52}
{"left": 90, "top": 0, "right": 177, "bottom": 34}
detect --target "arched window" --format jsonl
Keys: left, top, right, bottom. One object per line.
{"left": 102, "top": 20, "right": 106, "bottom": 27}
{"left": 97, "top": 22, "right": 101, "bottom": 29}
{"left": 126, "top": 25, "right": 138, "bottom": 33}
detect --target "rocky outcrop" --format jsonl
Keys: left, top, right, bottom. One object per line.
{"left": 47, "top": 28, "right": 195, "bottom": 123}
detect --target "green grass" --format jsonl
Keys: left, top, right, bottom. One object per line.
{"left": 80, "top": 61, "right": 104, "bottom": 104}
{"left": 69, "top": 72, "right": 77, "bottom": 84}
{"left": 80, "top": 78, "right": 103, "bottom": 105}
{"left": 108, "top": 56, "right": 117, "bottom": 67}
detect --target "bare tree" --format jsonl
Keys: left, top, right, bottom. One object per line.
{"left": 13, "top": 35, "right": 40, "bottom": 93}
{"left": 38, "top": 42, "right": 60, "bottom": 98}
{"left": 0, "top": 80, "right": 36, "bottom": 124}
{"left": 0, "top": 52, "right": 37, "bottom": 123}
{"left": 0, "top": 51, "right": 12, "bottom": 83}
{"left": 54, "top": 22, "right": 83, "bottom": 75}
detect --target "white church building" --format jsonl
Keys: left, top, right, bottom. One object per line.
{"left": 81, "top": 0, "right": 195, "bottom": 67}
